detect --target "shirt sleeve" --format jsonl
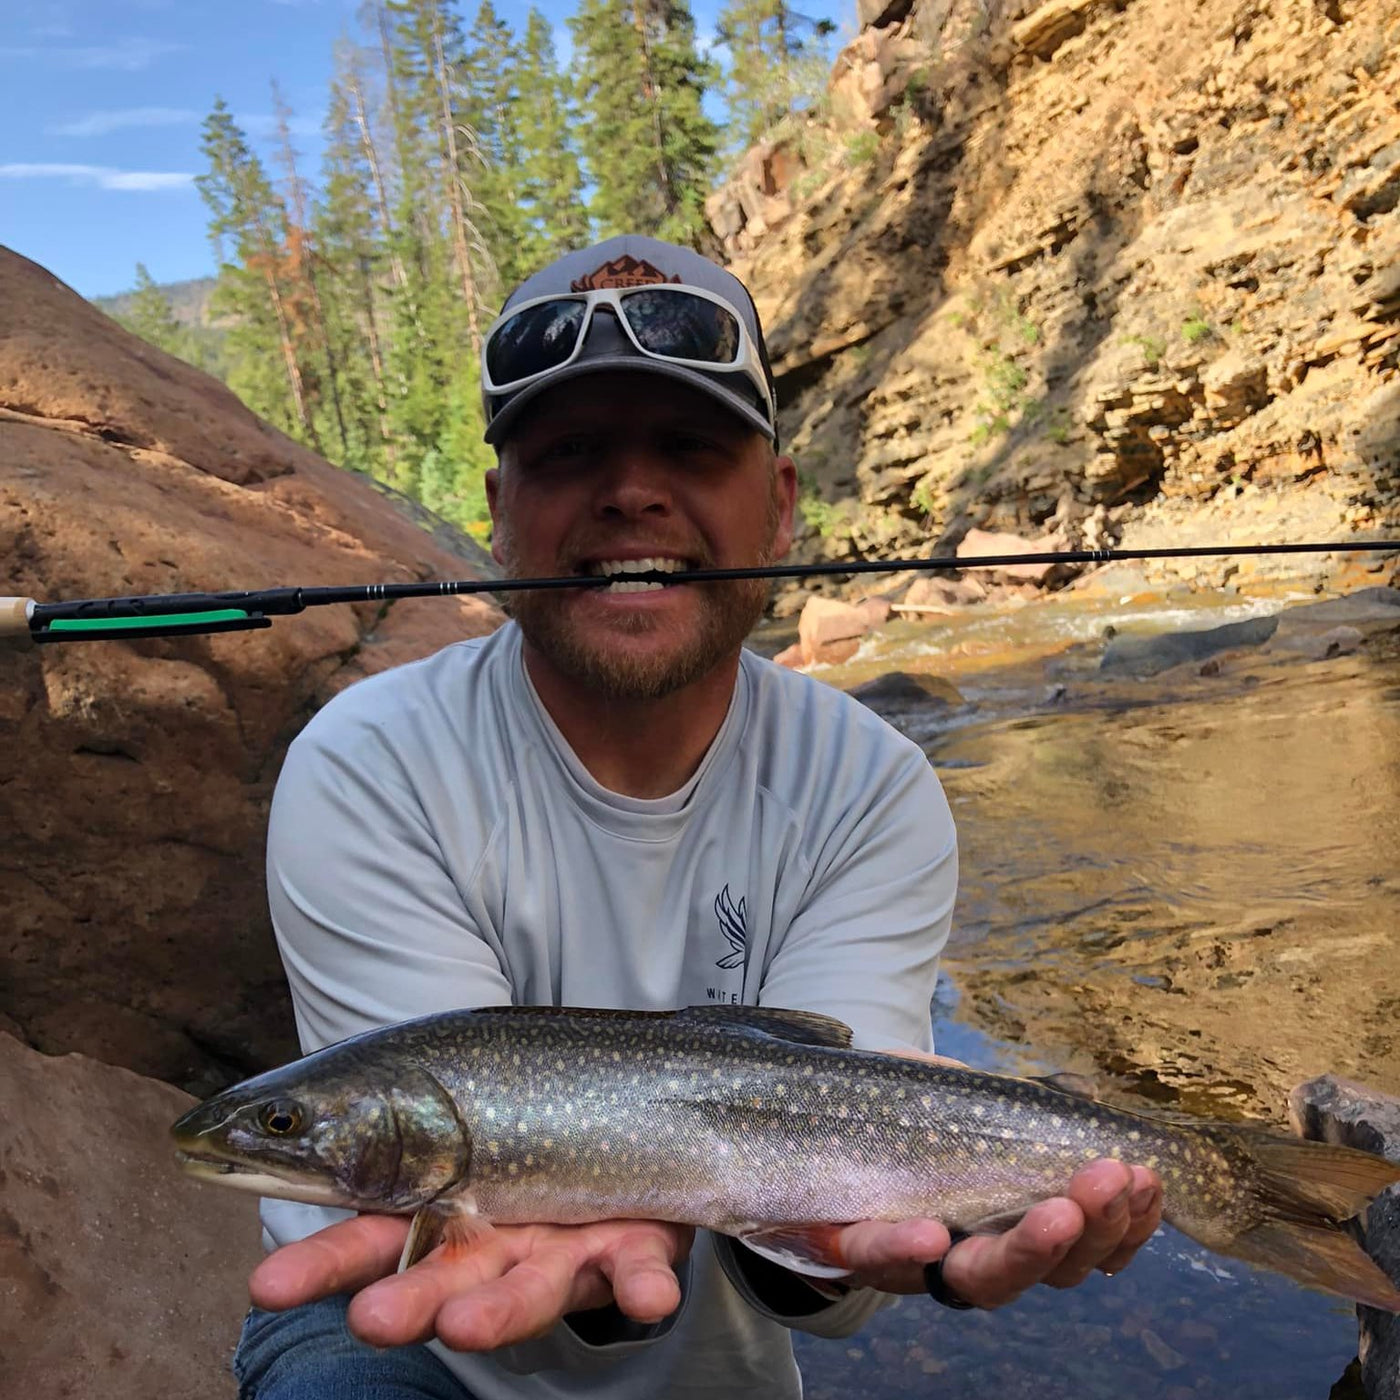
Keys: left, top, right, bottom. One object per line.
{"left": 262, "top": 695, "right": 687, "bottom": 1369}
{"left": 714, "top": 738, "right": 958, "bottom": 1336}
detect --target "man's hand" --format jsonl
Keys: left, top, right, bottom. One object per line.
{"left": 250, "top": 1215, "right": 694, "bottom": 1351}
{"left": 837, "top": 1157, "right": 1163, "bottom": 1306}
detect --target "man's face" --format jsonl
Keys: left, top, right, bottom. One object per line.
{"left": 486, "top": 373, "right": 797, "bottom": 701}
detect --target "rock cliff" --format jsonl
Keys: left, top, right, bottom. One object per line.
{"left": 0, "top": 246, "right": 503, "bottom": 1092}
{"left": 711, "top": 0, "right": 1400, "bottom": 589}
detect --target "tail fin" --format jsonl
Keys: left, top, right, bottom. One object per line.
{"left": 1208, "top": 1129, "right": 1400, "bottom": 1311}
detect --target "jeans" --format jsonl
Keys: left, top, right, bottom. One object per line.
{"left": 233, "top": 1296, "right": 476, "bottom": 1400}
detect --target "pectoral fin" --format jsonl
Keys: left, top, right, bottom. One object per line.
{"left": 397, "top": 1196, "right": 494, "bottom": 1272}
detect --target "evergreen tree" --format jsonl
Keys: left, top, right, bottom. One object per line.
{"left": 197, "top": 97, "right": 319, "bottom": 445}
{"left": 318, "top": 40, "right": 398, "bottom": 478}
{"left": 717, "top": 1, "right": 835, "bottom": 151}
{"left": 462, "top": 2, "right": 530, "bottom": 291}
{"left": 120, "top": 264, "right": 187, "bottom": 357}
{"left": 571, "top": 0, "right": 721, "bottom": 247}
{"left": 514, "top": 8, "right": 589, "bottom": 272}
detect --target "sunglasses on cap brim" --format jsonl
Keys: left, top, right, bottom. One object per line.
{"left": 481, "top": 284, "right": 776, "bottom": 431}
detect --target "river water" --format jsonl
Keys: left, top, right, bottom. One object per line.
{"left": 770, "top": 582, "right": 1400, "bottom": 1398}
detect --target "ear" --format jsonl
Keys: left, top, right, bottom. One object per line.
{"left": 485, "top": 467, "right": 504, "bottom": 566}
{"left": 771, "top": 454, "right": 798, "bottom": 560}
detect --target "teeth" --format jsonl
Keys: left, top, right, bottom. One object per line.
{"left": 591, "top": 557, "right": 688, "bottom": 591}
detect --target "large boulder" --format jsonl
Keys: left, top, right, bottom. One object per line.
{"left": 0, "top": 247, "right": 504, "bottom": 1091}
{"left": 0, "top": 1033, "right": 262, "bottom": 1397}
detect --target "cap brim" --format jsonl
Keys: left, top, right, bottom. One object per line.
{"left": 483, "top": 355, "right": 775, "bottom": 446}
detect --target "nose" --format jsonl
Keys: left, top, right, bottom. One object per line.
{"left": 593, "top": 448, "right": 674, "bottom": 522}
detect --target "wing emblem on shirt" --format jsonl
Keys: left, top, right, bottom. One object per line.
{"left": 714, "top": 884, "right": 748, "bottom": 971}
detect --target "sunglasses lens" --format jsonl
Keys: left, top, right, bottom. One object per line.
{"left": 486, "top": 300, "right": 586, "bottom": 386}
{"left": 621, "top": 290, "right": 741, "bottom": 365}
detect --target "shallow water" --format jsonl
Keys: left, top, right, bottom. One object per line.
{"left": 786, "top": 585, "right": 1400, "bottom": 1397}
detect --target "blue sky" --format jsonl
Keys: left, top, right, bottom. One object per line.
{"left": 0, "top": 0, "right": 856, "bottom": 299}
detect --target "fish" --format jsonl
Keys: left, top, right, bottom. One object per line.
{"left": 170, "top": 1004, "right": 1400, "bottom": 1309}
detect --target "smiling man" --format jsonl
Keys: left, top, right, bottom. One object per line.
{"left": 238, "top": 236, "right": 1162, "bottom": 1400}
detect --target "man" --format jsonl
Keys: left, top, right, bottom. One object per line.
{"left": 236, "top": 235, "right": 1161, "bottom": 1399}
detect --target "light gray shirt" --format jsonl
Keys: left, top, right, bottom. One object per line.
{"left": 260, "top": 622, "right": 957, "bottom": 1399}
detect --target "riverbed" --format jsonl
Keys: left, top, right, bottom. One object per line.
{"left": 771, "top": 578, "right": 1400, "bottom": 1397}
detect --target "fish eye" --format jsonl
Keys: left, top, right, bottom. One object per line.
{"left": 259, "top": 1099, "right": 303, "bottom": 1136}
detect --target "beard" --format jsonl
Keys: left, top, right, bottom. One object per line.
{"left": 494, "top": 494, "right": 779, "bottom": 703}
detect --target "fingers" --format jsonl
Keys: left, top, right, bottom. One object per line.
{"left": 841, "top": 1218, "right": 952, "bottom": 1293}
{"left": 598, "top": 1224, "right": 692, "bottom": 1322}
{"left": 249, "top": 1214, "right": 411, "bottom": 1312}
{"left": 343, "top": 1220, "right": 690, "bottom": 1352}
{"left": 1041, "top": 1161, "right": 1161, "bottom": 1288}
{"left": 1099, "top": 1165, "right": 1163, "bottom": 1276}
{"left": 939, "top": 1197, "right": 1084, "bottom": 1308}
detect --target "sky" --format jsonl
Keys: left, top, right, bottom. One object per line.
{"left": 0, "top": 0, "right": 858, "bottom": 300}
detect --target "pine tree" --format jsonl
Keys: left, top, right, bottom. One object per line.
{"left": 197, "top": 97, "right": 319, "bottom": 445}
{"left": 571, "top": 0, "right": 721, "bottom": 247}
{"left": 120, "top": 264, "right": 187, "bottom": 357}
{"left": 514, "top": 8, "right": 589, "bottom": 273}
{"left": 462, "top": 2, "right": 531, "bottom": 291}
{"left": 717, "top": 1, "right": 836, "bottom": 151}
{"left": 318, "top": 40, "right": 398, "bottom": 478}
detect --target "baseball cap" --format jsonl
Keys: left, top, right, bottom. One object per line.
{"left": 480, "top": 234, "right": 779, "bottom": 447}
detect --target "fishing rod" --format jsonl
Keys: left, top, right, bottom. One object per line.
{"left": 1, "top": 537, "right": 1395, "bottom": 645}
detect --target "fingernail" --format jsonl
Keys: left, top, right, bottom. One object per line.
{"left": 1129, "top": 1184, "right": 1157, "bottom": 1216}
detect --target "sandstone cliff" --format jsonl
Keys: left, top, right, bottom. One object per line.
{"left": 0, "top": 246, "right": 503, "bottom": 1091}
{"left": 711, "top": 0, "right": 1400, "bottom": 589}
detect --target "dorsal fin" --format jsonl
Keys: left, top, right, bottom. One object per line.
{"left": 1029, "top": 1071, "right": 1099, "bottom": 1100}
{"left": 680, "top": 1005, "right": 854, "bottom": 1048}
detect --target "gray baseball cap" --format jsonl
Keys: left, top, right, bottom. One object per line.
{"left": 480, "top": 234, "right": 778, "bottom": 447}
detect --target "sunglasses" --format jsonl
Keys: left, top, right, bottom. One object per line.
{"left": 481, "top": 284, "right": 776, "bottom": 430}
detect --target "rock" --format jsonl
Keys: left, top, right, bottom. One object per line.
{"left": 847, "top": 670, "right": 964, "bottom": 712}
{"left": 901, "top": 575, "right": 988, "bottom": 610}
{"left": 0, "top": 247, "right": 504, "bottom": 1090}
{"left": 0, "top": 1033, "right": 262, "bottom": 1396}
{"left": 1100, "top": 614, "right": 1280, "bottom": 677}
{"left": 1139, "top": 1328, "right": 1188, "bottom": 1372}
{"left": 855, "top": 596, "right": 893, "bottom": 626}
{"left": 1011, "top": 0, "right": 1102, "bottom": 61}
{"left": 956, "top": 529, "right": 1061, "bottom": 585}
{"left": 773, "top": 642, "right": 805, "bottom": 668}
{"left": 798, "top": 595, "right": 877, "bottom": 665}
{"left": 1288, "top": 1075, "right": 1400, "bottom": 1400}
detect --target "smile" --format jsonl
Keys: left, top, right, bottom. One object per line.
{"left": 586, "top": 557, "right": 691, "bottom": 592}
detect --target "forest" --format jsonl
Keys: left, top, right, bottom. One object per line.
{"left": 116, "top": 1, "right": 836, "bottom": 539}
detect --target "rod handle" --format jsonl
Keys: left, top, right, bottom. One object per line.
{"left": 0, "top": 597, "right": 34, "bottom": 642}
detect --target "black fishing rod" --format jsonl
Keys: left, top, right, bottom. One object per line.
{"left": 1, "top": 538, "right": 1395, "bottom": 645}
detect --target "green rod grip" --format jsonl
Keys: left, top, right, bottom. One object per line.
{"left": 44, "top": 608, "right": 252, "bottom": 635}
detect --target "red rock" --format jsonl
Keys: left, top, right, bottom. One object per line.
{"left": 956, "top": 528, "right": 1060, "bottom": 584}
{"left": 0, "top": 1033, "right": 262, "bottom": 1395}
{"left": 773, "top": 642, "right": 806, "bottom": 668}
{"left": 0, "top": 246, "right": 505, "bottom": 1088}
{"left": 798, "top": 595, "right": 875, "bottom": 665}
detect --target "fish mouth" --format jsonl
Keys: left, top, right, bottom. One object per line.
{"left": 173, "top": 1148, "right": 354, "bottom": 1207}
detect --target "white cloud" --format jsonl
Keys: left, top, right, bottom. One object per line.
{"left": 0, "top": 163, "right": 195, "bottom": 192}
{"left": 49, "top": 106, "right": 200, "bottom": 137}
{"left": 0, "top": 37, "right": 185, "bottom": 70}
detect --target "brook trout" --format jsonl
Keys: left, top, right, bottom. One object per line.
{"left": 171, "top": 1004, "right": 1400, "bottom": 1308}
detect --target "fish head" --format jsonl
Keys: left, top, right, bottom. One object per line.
{"left": 170, "top": 1051, "right": 471, "bottom": 1213}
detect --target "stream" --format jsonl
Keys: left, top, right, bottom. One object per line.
{"left": 763, "top": 581, "right": 1400, "bottom": 1398}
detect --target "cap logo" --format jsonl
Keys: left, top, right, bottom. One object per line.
{"left": 570, "top": 256, "right": 682, "bottom": 291}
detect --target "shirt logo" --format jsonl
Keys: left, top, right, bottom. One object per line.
{"left": 570, "top": 256, "right": 682, "bottom": 291}
{"left": 714, "top": 884, "right": 748, "bottom": 970}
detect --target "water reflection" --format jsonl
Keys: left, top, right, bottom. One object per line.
{"left": 784, "top": 592, "right": 1400, "bottom": 1397}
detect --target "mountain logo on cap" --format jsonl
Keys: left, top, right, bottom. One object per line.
{"left": 571, "top": 255, "right": 682, "bottom": 291}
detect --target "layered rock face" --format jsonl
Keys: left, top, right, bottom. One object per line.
{"left": 0, "top": 247, "right": 503, "bottom": 1091}
{"left": 713, "top": 0, "right": 1400, "bottom": 582}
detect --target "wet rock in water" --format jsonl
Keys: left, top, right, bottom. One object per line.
{"left": 1269, "top": 588, "right": 1400, "bottom": 658}
{"left": 1099, "top": 615, "right": 1280, "bottom": 677}
{"left": 848, "top": 671, "right": 964, "bottom": 714}
{"left": 798, "top": 596, "right": 876, "bottom": 665}
{"left": 900, "top": 575, "right": 988, "bottom": 611}
{"left": 1140, "top": 1328, "right": 1188, "bottom": 1372}
{"left": 1288, "top": 1075, "right": 1400, "bottom": 1400}
{"left": 0, "top": 1033, "right": 260, "bottom": 1397}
